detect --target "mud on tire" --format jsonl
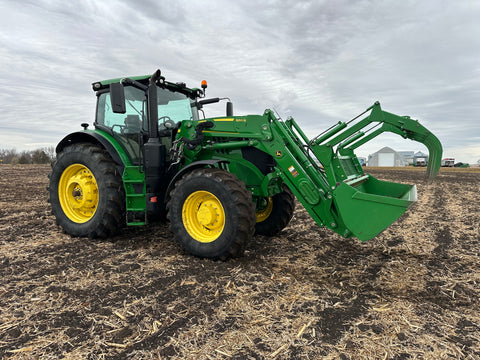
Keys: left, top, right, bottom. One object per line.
{"left": 167, "top": 168, "right": 256, "bottom": 260}
{"left": 48, "top": 143, "right": 125, "bottom": 238}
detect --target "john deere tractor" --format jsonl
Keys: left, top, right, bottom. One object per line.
{"left": 48, "top": 69, "right": 442, "bottom": 259}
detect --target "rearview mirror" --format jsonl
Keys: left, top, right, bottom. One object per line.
{"left": 226, "top": 102, "right": 233, "bottom": 116}
{"left": 110, "top": 83, "right": 126, "bottom": 113}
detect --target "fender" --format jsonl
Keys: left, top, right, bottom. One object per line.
{"left": 164, "top": 159, "right": 229, "bottom": 202}
{"left": 56, "top": 131, "right": 128, "bottom": 170}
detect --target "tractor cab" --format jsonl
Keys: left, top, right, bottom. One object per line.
{"left": 93, "top": 76, "right": 200, "bottom": 165}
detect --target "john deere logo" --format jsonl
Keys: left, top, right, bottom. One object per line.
{"left": 275, "top": 150, "right": 282, "bottom": 157}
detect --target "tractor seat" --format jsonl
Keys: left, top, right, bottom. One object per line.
{"left": 124, "top": 115, "right": 142, "bottom": 134}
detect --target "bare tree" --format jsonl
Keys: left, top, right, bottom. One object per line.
{"left": 0, "top": 148, "right": 55, "bottom": 164}
{"left": 43, "top": 146, "right": 56, "bottom": 162}
{"left": 0, "top": 149, "right": 18, "bottom": 164}
{"left": 32, "top": 149, "right": 51, "bottom": 164}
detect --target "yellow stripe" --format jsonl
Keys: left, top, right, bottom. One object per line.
{"left": 199, "top": 118, "right": 234, "bottom": 123}
{"left": 203, "top": 130, "right": 239, "bottom": 134}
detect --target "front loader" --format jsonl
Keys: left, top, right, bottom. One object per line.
{"left": 48, "top": 69, "right": 442, "bottom": 259}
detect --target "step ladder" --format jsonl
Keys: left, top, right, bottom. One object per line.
{"left": 122, "top": 166, "right": 147, "bottom": 226}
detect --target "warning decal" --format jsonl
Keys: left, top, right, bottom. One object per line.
{"left": 288, "top": 165, "right": 299, "bottom": 177}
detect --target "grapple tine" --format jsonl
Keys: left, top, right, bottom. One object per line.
{"left": 324, "top": 104, "right": 442, "bottom": 182}
{"left": 369, "top": 105, "right": 442, "bottom": 182}
{"left": 425, "top": 133, "right": 442, "bottom": 181}
{"left": 404, "top": 127, "right": 442, "bottom": 182}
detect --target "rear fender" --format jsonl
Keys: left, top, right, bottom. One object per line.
{"left": 56, "top": 131, "right": 129, "bottom": 171}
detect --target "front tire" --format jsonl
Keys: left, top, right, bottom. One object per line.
{"left": 48, "top": 143, "right": 125, "bottom": 238}
{"left": 255, "top": 186, "right": 295, "bottom": 236}
{"left": 167, "top": 168, "right": 256, "bottom": 260}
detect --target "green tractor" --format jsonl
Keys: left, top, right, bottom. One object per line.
{"left": 48, "top": 69, "right": 442, "bottom": 259}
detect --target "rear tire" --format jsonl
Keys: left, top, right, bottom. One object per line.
{"left": 255, "top": 185, "right": 295, "bottom": 236}
{"left": 48, "top": 143, "right": 125, "bottom": 238}
{"left": 167, "top": 168, "right": 256, "bottom": 260}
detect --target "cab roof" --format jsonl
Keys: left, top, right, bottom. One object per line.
{"left": 92, "top": 74, "right": 201, "bottom": 99}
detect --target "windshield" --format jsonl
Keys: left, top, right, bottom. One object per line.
{"left": 158, "top": 88, "right": 199, "bottom": 122}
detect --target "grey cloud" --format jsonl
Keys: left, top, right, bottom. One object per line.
{"left": 0, "top": 0, "right": 479, "bottom": 163}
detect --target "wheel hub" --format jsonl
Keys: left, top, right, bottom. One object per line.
{"left": 72, "top": 188, "right": 82, "bottom": 198}
{"left": 256, "top": 196, "right": 273, "bottom": 223}
{"left": 182, "top": 191, "right": 225, "bottom": 243}
{"left": 59, "top": 164, "right": 99, "bottom": 223}
{"left": 197, "top": 202, "right": 220, "bottom": 226}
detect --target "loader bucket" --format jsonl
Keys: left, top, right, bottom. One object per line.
{"left": 333, "top": 175, "right": 417, "bottom": 241}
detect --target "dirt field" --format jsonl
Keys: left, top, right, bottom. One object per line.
{"left": 1, "top": 165, "right": 479, "bottom": 359}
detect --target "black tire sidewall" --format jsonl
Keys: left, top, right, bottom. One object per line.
{"left": 255, "top": 187, "right": 295, "bottom": 236}
{"left": 169, "top": 171, "right": 249, "bottom": 259}
{"left": 49, "top": 144, "right": 122, "bottom": 237}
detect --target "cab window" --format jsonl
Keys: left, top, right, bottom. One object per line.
{"left": 96, "top": 86, "right": 146, "bottom": 164}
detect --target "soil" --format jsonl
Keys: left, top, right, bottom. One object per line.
{"left": 0, "top": 165, "right": 479, "bottom": 359}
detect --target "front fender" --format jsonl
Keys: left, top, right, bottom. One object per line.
{"left": 164, "top": 159, "right": 229, "bottom": 203}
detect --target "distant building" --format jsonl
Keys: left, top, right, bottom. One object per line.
{"left": 398, "top": 151, "right": 415, "bottom": 165}
{"left": 368, "top": 147, "right": 405, "bottom": 167}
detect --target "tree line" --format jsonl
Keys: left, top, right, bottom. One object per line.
{"left": 0, "top": 147, "right": 56, "bottom": 165}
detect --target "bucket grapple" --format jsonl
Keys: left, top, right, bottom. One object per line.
{"left": 253, "top": 101, "right": 443, "bottom": 240}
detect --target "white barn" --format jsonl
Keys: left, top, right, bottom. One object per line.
{"left": 368, "top": 147, "right": 405, "bottom": 167}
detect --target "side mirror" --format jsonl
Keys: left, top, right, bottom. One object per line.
{"left": 110, "top": 83, "right": 126, "bottom": 114}
{"left": 226, "top": 102, "right": 233, "bottom": 117}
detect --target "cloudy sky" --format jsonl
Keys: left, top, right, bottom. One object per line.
{"left": 1, "top": 0, "right": 479, "bottom": 163}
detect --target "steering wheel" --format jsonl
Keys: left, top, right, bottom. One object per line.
{"left": 112, "top": 124, "right": 126, "bottom": 134}
{"left": 158, "top": 116, "right": 175, "bottom": 130}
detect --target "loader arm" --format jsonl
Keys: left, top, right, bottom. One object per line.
{"left": 177, "top": 101, "right": 442, "bottom": 241}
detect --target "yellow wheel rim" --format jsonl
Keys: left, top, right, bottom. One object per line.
{"left": 256, "top": 197, "right": 273, "bottom": 223}
{"left": 58, "top": 164, "right": 99, "bottom": 223}
{"left": 182, "top": 191, "right": 225, "bottom": 243}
